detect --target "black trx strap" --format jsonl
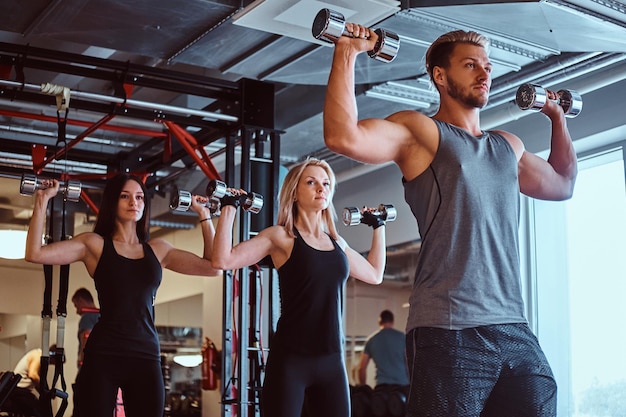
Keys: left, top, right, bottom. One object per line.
{"left": 38, "top": 110, "right": 71, "bottom": 417}
{"left": 51, "top": 199, "right": 70, "bottom": 417}
{"left": 39, "top": 197, "right": 54, "bottom": 394}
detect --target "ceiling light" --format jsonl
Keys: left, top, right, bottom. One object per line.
{"left": 365, "top": 79, "right": 438, "bottom": 109}
{"left": 0, "top": 230, "right": 28, "bottom": 259}
{"left": 365, "top": 90, "right": 432, "bottom": 108}
{"left": 172, "top": 354, "right": 203, "bottom": 368}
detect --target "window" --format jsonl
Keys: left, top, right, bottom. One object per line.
{"left": 530, "top": 146, "right": 626, "bottom": 417}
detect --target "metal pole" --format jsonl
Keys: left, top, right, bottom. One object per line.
{"left": 0, "top": 79, "right": 239, "bottom": 122}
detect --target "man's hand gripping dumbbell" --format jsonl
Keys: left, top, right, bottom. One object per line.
{"left": 311, "top": 8, "right": 400, "bottom": 63}
{"left": 515, "top": 83, "right": 583, "bottom": 118}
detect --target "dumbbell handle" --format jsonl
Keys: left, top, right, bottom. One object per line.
{"left": 169, "top": 189, "right": 221, "bottom": 216}
{"left": 342, "top": 204, "right": 397, "bottom": 227}
{"left": 19, "top": 174, "right": 82, "bottom": 202}
{"left": 206, "top": 180, "right": 264, "bottom": 214}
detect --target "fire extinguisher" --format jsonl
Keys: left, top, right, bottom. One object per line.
{"left": 201, "top": 337, "right": 220, "bottom": 390}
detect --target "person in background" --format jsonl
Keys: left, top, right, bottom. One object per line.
{"left": 25, "top": 173, "right": 221, "bottom": 417}
{"left": 71, "top": 287, "right": 100, "bottom": 370}
{"left": 323, "top": 26, "right": 577, "bottom": 416}
{"left": 358, "top": 310, "right": 409, "bottom": 389}
{"left": 212, "top": 158, "right": 387, "bottom": 417}
{"left": 71, "top": 287, "right": 100, "bottom": 417}
{"left": 10, "top": 345, "right": 61, "bottom": 417}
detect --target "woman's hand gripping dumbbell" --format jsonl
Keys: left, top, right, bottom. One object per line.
{"left": 169, "top": 188, "right": 221, "bottom": 217}
{"left": 311, "top": 8, "right": 400, "bottom": 63}
{"left": 342, "top": 204, "right": 397, "bottom": 229}
{"left": 19, "top": 173, "right": 82, "bottom": 202}
{"left": 205, "top": 180, "right": 264, "bottom": 214}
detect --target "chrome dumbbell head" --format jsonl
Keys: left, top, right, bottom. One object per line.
{"left": 20, "top": 173, "right": 82, "bottom": 202}
{"left": 169, "top": 188, "right": 222, "bottom": 216}
{"left": 515, "top": 83, "right": 547, "bottom": 112}
{"left": 367, "top": 28, "right": 400, "bottom": 63}
{"left": 311, "top": 8, "right": 400, "bottom": 63}
{"left": 242, "top": 192, "right": 264, "bottom": 214}
{"left": 557, "top": 89, "right": 583, "bottom": 118}
{"left": 207, "top": 198, "right": 221, "bottom": 216}
{"left": 312, "top": 8, "right": 346, "bottom": 44}
{"left": 515, "top": 83, "right": 582, "bottom": 118}
{"left": 377, "top": 204, "right": 397, "bottom": 222}
{"left": 342, "top": 207, "right": 362, "bottom": 226}
{"left": 206, "top": 180, "right": 228, "bottom": 199}
{"left": 170, "top": 188, "right": 193, "bottom": 211}
{"left": 342, "top": 204, "right": 397, "bottom": 226}
{"left": 206, "top": 179, "right": 264, "bottom": 214}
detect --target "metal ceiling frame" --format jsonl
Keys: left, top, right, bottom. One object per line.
{"left": 0, "top": 41, "right": 281, "bottom": 193}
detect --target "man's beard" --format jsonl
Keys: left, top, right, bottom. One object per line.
{"left": 447, "top": 77, "right": 488, "bottom": 109}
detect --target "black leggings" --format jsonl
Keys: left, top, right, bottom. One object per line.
{"left": 75, "top": 352, "right": 164, "bottom": 417}
{"left": 261, "top": 350, "right": 350, "bottom": 417}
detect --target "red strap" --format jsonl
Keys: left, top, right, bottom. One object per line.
{"left": 79, "top": 307, "right": 100, "bottom": 314}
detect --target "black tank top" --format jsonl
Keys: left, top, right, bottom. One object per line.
{"left": 85, "top": 237, "right": 162, "bottom": 360}
{"left": 273, "top": 229, "right": 349, "bottom": 354}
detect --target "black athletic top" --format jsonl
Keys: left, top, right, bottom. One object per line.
{"left": 84, "top": 237, "right": 162, "bottom": 360}
{"left": 272, "top": 228, "right": 349, "bottom": 355}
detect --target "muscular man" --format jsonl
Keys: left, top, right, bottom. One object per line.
{"left": 323, "top": 27, "right": 577, "bottom": 417}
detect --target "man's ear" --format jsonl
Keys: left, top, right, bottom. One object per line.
{"left": 432, "top": 66, "right": 445, "bottom": 87}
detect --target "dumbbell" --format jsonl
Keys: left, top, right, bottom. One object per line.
{"left": 169, "top": 188, "right": 221, "bottom": 216}
{"left": 515, "top": 83, "right": 582, "bottom": 118}
{"left": 311, "top": 8, "right": 400, "bottom": 63}
{"left": 19, "top": 173, "right": 82, "bottom": 202}
{"left": 205, "top": 180, "right": 264, "bottom": 214}
{"left": 342, "top": 204, "right": 397, "bottom": 227}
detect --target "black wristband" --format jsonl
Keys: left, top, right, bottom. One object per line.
{"left": 372, "top": 218, "right": 386, "bottom": 229}
{"left": 361, "top": 210, "right": 385, "bottom": 230}
{"left": 199, "top": 217, "right": 210, "bottom": 223}
{"left": 221, "top": 194, "right": 242, "bottom": 208}
{"left": 361, "top": 211, "right": 385, "bottom": 229}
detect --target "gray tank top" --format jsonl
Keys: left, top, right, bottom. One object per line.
{"left": 403, "top": 119, "right": 527, "bottom": 331}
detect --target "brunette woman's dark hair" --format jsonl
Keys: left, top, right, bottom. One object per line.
{"left": 93, "top": 173, "right": 150, "bottom": 242}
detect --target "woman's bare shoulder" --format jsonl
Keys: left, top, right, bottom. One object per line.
{"left": 73, "top": 231, "right": 104, "bottom": 246}
{"left": 258, "top": 224, "right": 291, "bottom": 241}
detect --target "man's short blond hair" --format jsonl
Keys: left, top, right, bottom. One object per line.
{"left": 425, "top": 30, "right": 490, "bottom": 83}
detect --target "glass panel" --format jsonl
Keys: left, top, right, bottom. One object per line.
{"left": 564, "top": 151, "right": 626, "bottom": 417}
{"left": 534, "top": 147, "right": 626, "bottom": 417}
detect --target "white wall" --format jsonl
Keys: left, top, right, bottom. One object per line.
{"left": 332, "top": 163, "right": 420, "bottom": 253}
{"left": 0, "top": 334, "right": 27, "bottom": 373}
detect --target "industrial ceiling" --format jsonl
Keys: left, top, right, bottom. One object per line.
{"left": 1, "top": 0, "right": 626, "bottom": 231}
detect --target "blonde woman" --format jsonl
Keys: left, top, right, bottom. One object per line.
{"left": 212, "top": 158, "right": 387, "bottom": 417}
